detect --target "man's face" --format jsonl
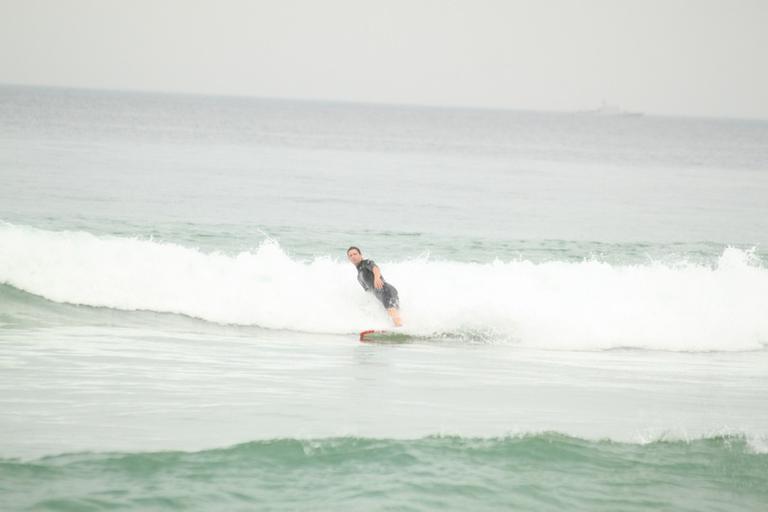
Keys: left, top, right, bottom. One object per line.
{"left": 347, "top": 249, "right": 362, "bottom": 265}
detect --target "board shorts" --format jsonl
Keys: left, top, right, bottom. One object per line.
{"left": 373, "top": 283, "right": 400, "bottom": 309}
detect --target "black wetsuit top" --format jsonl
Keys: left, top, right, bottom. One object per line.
{"left": 356, "top": 259, "right": 400, "bottom": 309}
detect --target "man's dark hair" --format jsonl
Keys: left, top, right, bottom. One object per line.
{"left": 347, "top": 246, "right": 361, "bottom": 255}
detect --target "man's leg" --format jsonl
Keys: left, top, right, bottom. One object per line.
{"left": 387, "top": 307, "right": 403, "bottom": 327}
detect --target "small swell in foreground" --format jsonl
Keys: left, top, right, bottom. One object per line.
{"left": 1, "top": 434, "right": 766, "bottom": 512}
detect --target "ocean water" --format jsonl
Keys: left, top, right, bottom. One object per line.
{"left": 1, "top": 85, "right": 768, "bottom": 510}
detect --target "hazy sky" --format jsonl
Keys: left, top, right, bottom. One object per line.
{"left": 1, "top": 0, "right": 766, "bottom": 118}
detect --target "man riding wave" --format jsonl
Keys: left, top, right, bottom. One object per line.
{"left": 347, "top": 246, "right": 403, "bottom": 327}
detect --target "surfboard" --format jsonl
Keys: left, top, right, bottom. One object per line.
{"left": 359, "top": 329, "right": 412, "bottom": 343}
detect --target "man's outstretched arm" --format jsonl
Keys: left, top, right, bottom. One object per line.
{"left": 372, "top": 265, "right": 384, "bottom": 289}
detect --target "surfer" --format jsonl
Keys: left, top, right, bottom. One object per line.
{"left": 347, "top": 246, "right": 403, "bottom": 327}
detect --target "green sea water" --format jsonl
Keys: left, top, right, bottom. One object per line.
{"left": 3, "top": 435, "right": 767, "bottom": 512}
{"left": 2, "top": 86, "right": 768, "bottom": 511}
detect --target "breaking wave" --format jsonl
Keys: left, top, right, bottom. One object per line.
{"left": 1, "top": 223, "right": 766, "bottom": 351}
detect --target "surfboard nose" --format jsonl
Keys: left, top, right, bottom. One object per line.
{"left": 359, "top": 330, "right": 377, "bottom": 341}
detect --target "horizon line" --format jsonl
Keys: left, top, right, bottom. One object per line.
{"left": 1, "top": 81, "right": 766, "bottom": 123}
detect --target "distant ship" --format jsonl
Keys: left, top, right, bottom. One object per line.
{"left": 579, "top": 101, "right": 643, "bottom": 117}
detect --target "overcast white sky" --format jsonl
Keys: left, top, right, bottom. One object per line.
{"left": 1, "top": 0, "right": 766, "bottom": 118}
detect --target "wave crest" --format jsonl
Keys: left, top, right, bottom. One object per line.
{"left": 1, "top": 223, "right": 767, "bottom": 351}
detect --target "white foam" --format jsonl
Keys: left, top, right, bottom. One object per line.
{"left": 1, "top": 223, "right": 767, "bottom": 351}
{"left": 746, "top": 435, "right": 768, "bottom": 454}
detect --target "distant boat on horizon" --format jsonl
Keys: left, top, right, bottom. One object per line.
{"left": 579, "top": 100, "right": 643, "bottom": 117}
